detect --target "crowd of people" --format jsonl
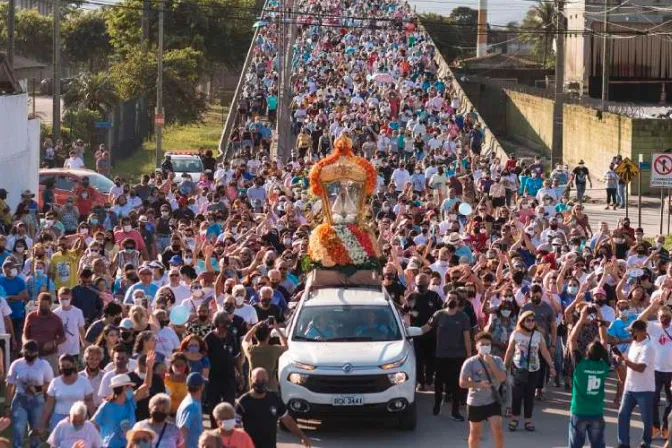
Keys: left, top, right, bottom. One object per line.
{"left": 0, "top": 0, "right": 669, "bottom": 448}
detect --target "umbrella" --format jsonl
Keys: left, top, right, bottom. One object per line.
{"left": 252, "top": 20, "right": 269, "bottom": 28}
{"left": 370, "top": 72, "right": 394, "bottom": 83}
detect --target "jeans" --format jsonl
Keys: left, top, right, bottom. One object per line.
{"left": 568, "top": 414, "right": 606, "bottom": 448}
{"left": 576, "top": 183, "right": 587, "bottom": 202}
{"left": 554, "top": 335, "right": 566, "bottom": 380}
{"left": 435, "top": 357, "right": 466, "bottom": 416}
{"left": 606, "top": 188, "right": 617, "bottom": 205}
{"left": 618, "top": 183, "right": 626, "bottom": 207}
{"left": 49, "top": 412, "right": 68, "bottom": 432}
{"left": 618, "top": 390, "right": 654, "bottom": 447}
{"left": 156, "top": 235, "right": 171, "bottom": 254}
{"left": 11, "top": 393, "right": 45, "bottom": 448}
{"left": 654, "top": 371, "right": 672, "bottom": 429}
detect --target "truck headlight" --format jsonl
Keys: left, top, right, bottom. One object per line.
{"left": 379, "top": 353, "right": 408, "bottom": 370}
{"left": 292, "top": 361, "right": 317, "bottom": 371}
{"left": 288, "top": 373, "right": 309, "bottom": 385}
{"left": 387, "top": 372, "right": 408, "bottom": 385}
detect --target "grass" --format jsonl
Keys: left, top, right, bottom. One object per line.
{"left": 111, "top": 103, "right": 229, "bottom": 181}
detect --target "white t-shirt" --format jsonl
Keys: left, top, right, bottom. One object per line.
{"left": 54, "top": 306, "right": 85, "bottom": 356}
{"left": 234, "top": 304, "right": 259, "bottom": 326}
{"left": 47, "top": 419, "right": 103, "bottom": 448}
{"left": 99, "top": 368, "right": 133, "bottom": 398}
{"left": 79, "top": 369, "right": 105, "bottom": 408}
{"left": 391, "top": 169, "right": 411, "bottom": 191}
{"left": 624, "top": 338, "right": 656, "bottom": 392}
{"left": 7, "top": 358, "right": 54, "bottom": 395}
{"left": 169, "top": 284, "right": 191, "bottom": 303}
{"left": 156, "top": 326, "right": 181, "bottom": 358}
{"left": 47, "top": 375, "right": 94, "bottom": 415}
{"left": 0, "top": 297, "right": 12, "bottom": 333}
{"left": 646, "top": 322, "right": 672, "bottom": 372}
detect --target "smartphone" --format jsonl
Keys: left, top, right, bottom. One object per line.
{"left": 267, "top": 316, "right": 276, "bottom": 326}
{"left": 611, "top": 346, "right": 622, "bottom": 357}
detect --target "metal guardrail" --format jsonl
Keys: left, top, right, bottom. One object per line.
{"left": 218, "top": 0, "right": 273, "bottom": 161}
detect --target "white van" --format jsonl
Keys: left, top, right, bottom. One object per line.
{"left": 277, "top": 273, "right": 422, "bottom": 430}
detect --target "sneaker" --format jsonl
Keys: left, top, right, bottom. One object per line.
{"left": 652, "top": 427, "right": 661, "bottom": 439}
{"left": 450, "top": 413, "right": 465, "bottom": 422}
{"left": 535, "top": 390, "right": 544, "bottom": 401}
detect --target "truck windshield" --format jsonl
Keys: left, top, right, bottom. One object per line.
{"left": 172, "top": 158, "right": 203, "bottom": 173}
{"left": 292, "top": 305, "right": 402, "bottom": 342}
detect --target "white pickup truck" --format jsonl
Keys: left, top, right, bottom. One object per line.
{"left": 277, "top": 273, "right": 422, "bottom": 430}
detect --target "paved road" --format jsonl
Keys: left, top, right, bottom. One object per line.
{"left": 28, "top": 95, "right": 62, "bottom": 124}
{"left": 279, "top": 376, "right": 663, "bottom": 447}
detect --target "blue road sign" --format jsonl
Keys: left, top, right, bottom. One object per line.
{"left": 94, "top": 121, "right": 112, "bottom": 129}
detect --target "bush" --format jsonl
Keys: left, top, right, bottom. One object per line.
{"left": 63, "top": 108, "right": 103, "bottom": 146}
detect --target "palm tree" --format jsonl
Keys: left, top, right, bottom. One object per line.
{"left": 63, "top": 72, "right": 118, "bottom": 115}
{"left": 521, "top": 1, "right": 557, "bottom": 67}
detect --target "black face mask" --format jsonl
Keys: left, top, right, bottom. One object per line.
{"left": 447, "top": 300, "right": 457, "bottom": 309}
{"left": 260, "top": 300, "right": 271, "bottom": 307}
{"left": 416, "top": 284, "right": 429, "bottom": 293}
{"left": 61, "top": 367, "right": 76, "bottom": 376}
{"left": 113, "top": 316, "right": 122, "bottom": 326}
{"left": 151, "top": 410, "right": 168, "bottom": 422}
{"left": 172, "top": 244, "right": 180, "bottom": 251}
{"left": 224, "top": 305, "right": 235, "bottom": 314}
{"left": 252, "top": 381, "right": 266, "bottom": 393}
{"left": 24, "top": 353, "right": 37, "bottom": 362}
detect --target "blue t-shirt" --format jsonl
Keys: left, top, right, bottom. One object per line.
{"left": 608, "top": 316, "right": 636, "bottom": 354}
{"left": 93, "top": 396, "right": 137, "bottom": 448}
{"left": 176, "top": 394, "right": 203, "bottom": 448}
{"left": 187, "top": 357, "right": 211, "bottom": 375}
{"left": 0, "top": 276, "right": 27, "bottom": 319}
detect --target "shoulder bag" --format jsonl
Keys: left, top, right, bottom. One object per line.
{"left": 477, "top": 357, "right": 503, "bottom": 406}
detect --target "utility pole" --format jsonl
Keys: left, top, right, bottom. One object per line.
{"left": 142, "top": 0, "right": 150, "bottom": 52}
{"left": 52, "top": 0, "right": 61, "bottom": 141}
{"left": 551, "top": 0, "right": 565, "bottom": 166}
{"left": 601, "top": 0, "right": 610, "bottom": 111}
{"left": 155, "top": 0, "right": 165, "bottom": 167}
{"left": 8, "top": 0, "right": 15, "bottom": 68}
{"left": 476, "top": 0, "right": 487, "bottom": 58}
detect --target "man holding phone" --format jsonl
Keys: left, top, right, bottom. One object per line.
{"left": 242, "top": 320, "right": 288, "bottom": 392}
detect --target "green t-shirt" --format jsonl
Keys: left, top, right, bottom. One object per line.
{"left": 570, "top": 358, "right": 610, "bottom": 416}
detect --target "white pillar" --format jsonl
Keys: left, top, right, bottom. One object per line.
{"left": 477, "top": 0, "right": 488, "bottom": 57}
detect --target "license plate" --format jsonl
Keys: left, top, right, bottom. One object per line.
{"left": 332, "top": 395, "right": 364, "bottom": 406}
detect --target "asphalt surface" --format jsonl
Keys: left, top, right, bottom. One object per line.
{"left": 279, "top": 376, "right": 665, "bottom": 447}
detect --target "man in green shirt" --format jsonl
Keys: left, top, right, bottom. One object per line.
{"left": 568, "top": 305, "right": 610, "bottom": 448}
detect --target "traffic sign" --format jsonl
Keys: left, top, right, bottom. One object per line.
{"left": 615, "top": 157, "right": 639, "bottom": 183}
{"left": 639, "top": 161, "right": 651, "bottom": 170}
{"left": 94, "top": 121, "right": 112, "bottom": 129}
{"left": 155, "top": 113, "right": 165, "bottom": 126}
{"left": 651, "top": 153, "right": 672, "bottom": 187}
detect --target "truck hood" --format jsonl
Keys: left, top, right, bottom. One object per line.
{"left": 288, "top": 340, "right": 407, "bottom": 368}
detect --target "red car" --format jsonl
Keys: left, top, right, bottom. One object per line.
{"left": 38, "top": 168, "right": 114, "bottom": 210}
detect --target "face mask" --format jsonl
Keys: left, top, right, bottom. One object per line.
{"left": 60, "top": 299, "right": 71, "bottom": 307}
{"left": 500, "top": 309, "right": 511, "bottom": 317}
{"left": 283, "top": 238, "right": 292, "bottom": 246}
{"left": 123, "top": 225, "right": 132, "bottom": 232}
{"left": 184, "top": 257, "right": 193, "bottom": 265}
{"left": 478, "top": 345, "right": 491, "bottom": 355}
{"left": 150, "top": 410, "right": 168, "bottom": 423}
{"left": 125, "top": 389, "right": 134, "bottom": 401}
{"left": 220, "top": 418, "right": 237, "bottom": 431}
{"left": 8, "top": 268, "right": 17, "bottom": 277}
{"left": 252, "top": 381, "right": 266, "bottom": 393}
{"left": 24, "top": 353, "right": 37, "bottom": 362}
{"left": 15, "top": 246, "right": 25, "bottom": 253}
{"left": 81, "top": 228, "right": 89, "bottom": 235}
{"left": 429, "top": 285, "right": 442, "bottom": 295}
{"left": 622, "top": 309, "right": 635, "bottom": 318}
{"left": 162, "top": 211, "right": 170, "bottom": 218}
{"left": 136, "top": 371, "right": 147, "bottom": 380}
{"left": 235, "top": 295, "right": 245, "bottom": 306}
{"left": 567, "top": 286, "right": 579, "bottom": 295}
{"left": 416, "top": 284, "right": 428, "bottom": 293}
{"left": 35, "top": 269, "right": 44, "bottom": 276}
{"left": 531, "top": 296, "right": 542, "bottom": 304}
{"left": 61, "top": 366, "right": 76, "bottom": 376}
{"left": 447, "top": 300, "right": 457, "bottom": 309}
{"left": 224, "top": 304, "right": 235, "bottom": 314}
{"left": 192, "top": 289, "right": 203, "bottom": 298}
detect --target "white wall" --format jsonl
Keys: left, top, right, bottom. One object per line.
{"left": 0, "top": 93, "right": 40, "bottom": 211}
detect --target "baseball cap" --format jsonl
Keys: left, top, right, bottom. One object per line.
{"left": 186, "top": 372, "right": 208, "bottom": 388}
{"left": 169, "top": 256, "right": 183, "bottom": 266}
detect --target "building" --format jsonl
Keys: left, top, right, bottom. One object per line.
{"left": 565, "top": 0, "right": 672, "bottom": 102}
{"left": 451, "top": 53, "right": 553, "bottom": 87}
{"left": 0, "top": 0, "right": 51, "bottom": 15}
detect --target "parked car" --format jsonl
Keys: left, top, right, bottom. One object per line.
{"left": 39, "top": 77, "right": 74, "bottom": 96}
{"left": 162, "top": 152, "right": 204, "bottom": 180}
{"left": 38, "top": 168, "right": 114, "bottom": 210}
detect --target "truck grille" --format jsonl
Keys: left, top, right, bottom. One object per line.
{"left": 303, "top": 374, "right": 391, "bottom": 394}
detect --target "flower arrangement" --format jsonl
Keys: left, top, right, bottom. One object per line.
{"left": 305, "top": 222, "right": 383, "bottom": 272}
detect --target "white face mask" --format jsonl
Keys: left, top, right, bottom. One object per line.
{"left": 429, "top": 285, "right": 442, "bottom": 294}
{"left": 192, "top": 289, "right": 204, "bottom": 298}
{"left": 15, "top": 246, "right": 25, "bottom": 253}
{"left": 220, "top": 419, "right": 236, "bottom": 431}
{"left": 8, "top": 268, "right": 17, "bottom": 277}
{"left": 81, "top": 228, "right": 89, "bottom": 235}
{"left": 123, "top": 225, "right": 132, "bottom": 232}
{"left": 500, "top": 309, "right": 511, "bottom": 317}
{"left": 478, "top": 345, "right": 491, "bottom": 355}
{"left": 184, "top": 257, "right": 193, "bottom": 265}
{"left": 60, "top": 299, "right": 71, "bottom": 307}
{"left": 235, "top": 295, "right": 245, "bottom": 306}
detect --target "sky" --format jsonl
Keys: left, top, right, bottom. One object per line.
{"left": 409, "top": 0, "right": 529, "bottom": 26}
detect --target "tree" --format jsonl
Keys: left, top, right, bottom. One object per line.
{"left": 3, "top": 7, "right": 53, "bottom": 62}
{"left": 62, "top": 10, "right": 112, "bottom": 72}
{"left": 521, "top": 1, "right": 557, "bottom": 67}
{"left": 420, "top": 11, "right": 477, "bottom": 63}
{"left": 63, "top": 72, "right": 118, "bottom": 115}
{"left": 449, "top": 6, "right": 478, "bottom": 26}
{"left": 110, "top": 46, "right": 207, "bottom": 125}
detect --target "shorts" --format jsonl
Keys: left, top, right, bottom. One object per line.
{"left": 467, "top": 402, "right": 501, "bottom": 422}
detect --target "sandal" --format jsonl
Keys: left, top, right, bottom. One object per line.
{"left": 508, "top": 420, "right": 519, "bottom": 432}
{"left": 525, "top": 422, "right": 536, "bottom": 432}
